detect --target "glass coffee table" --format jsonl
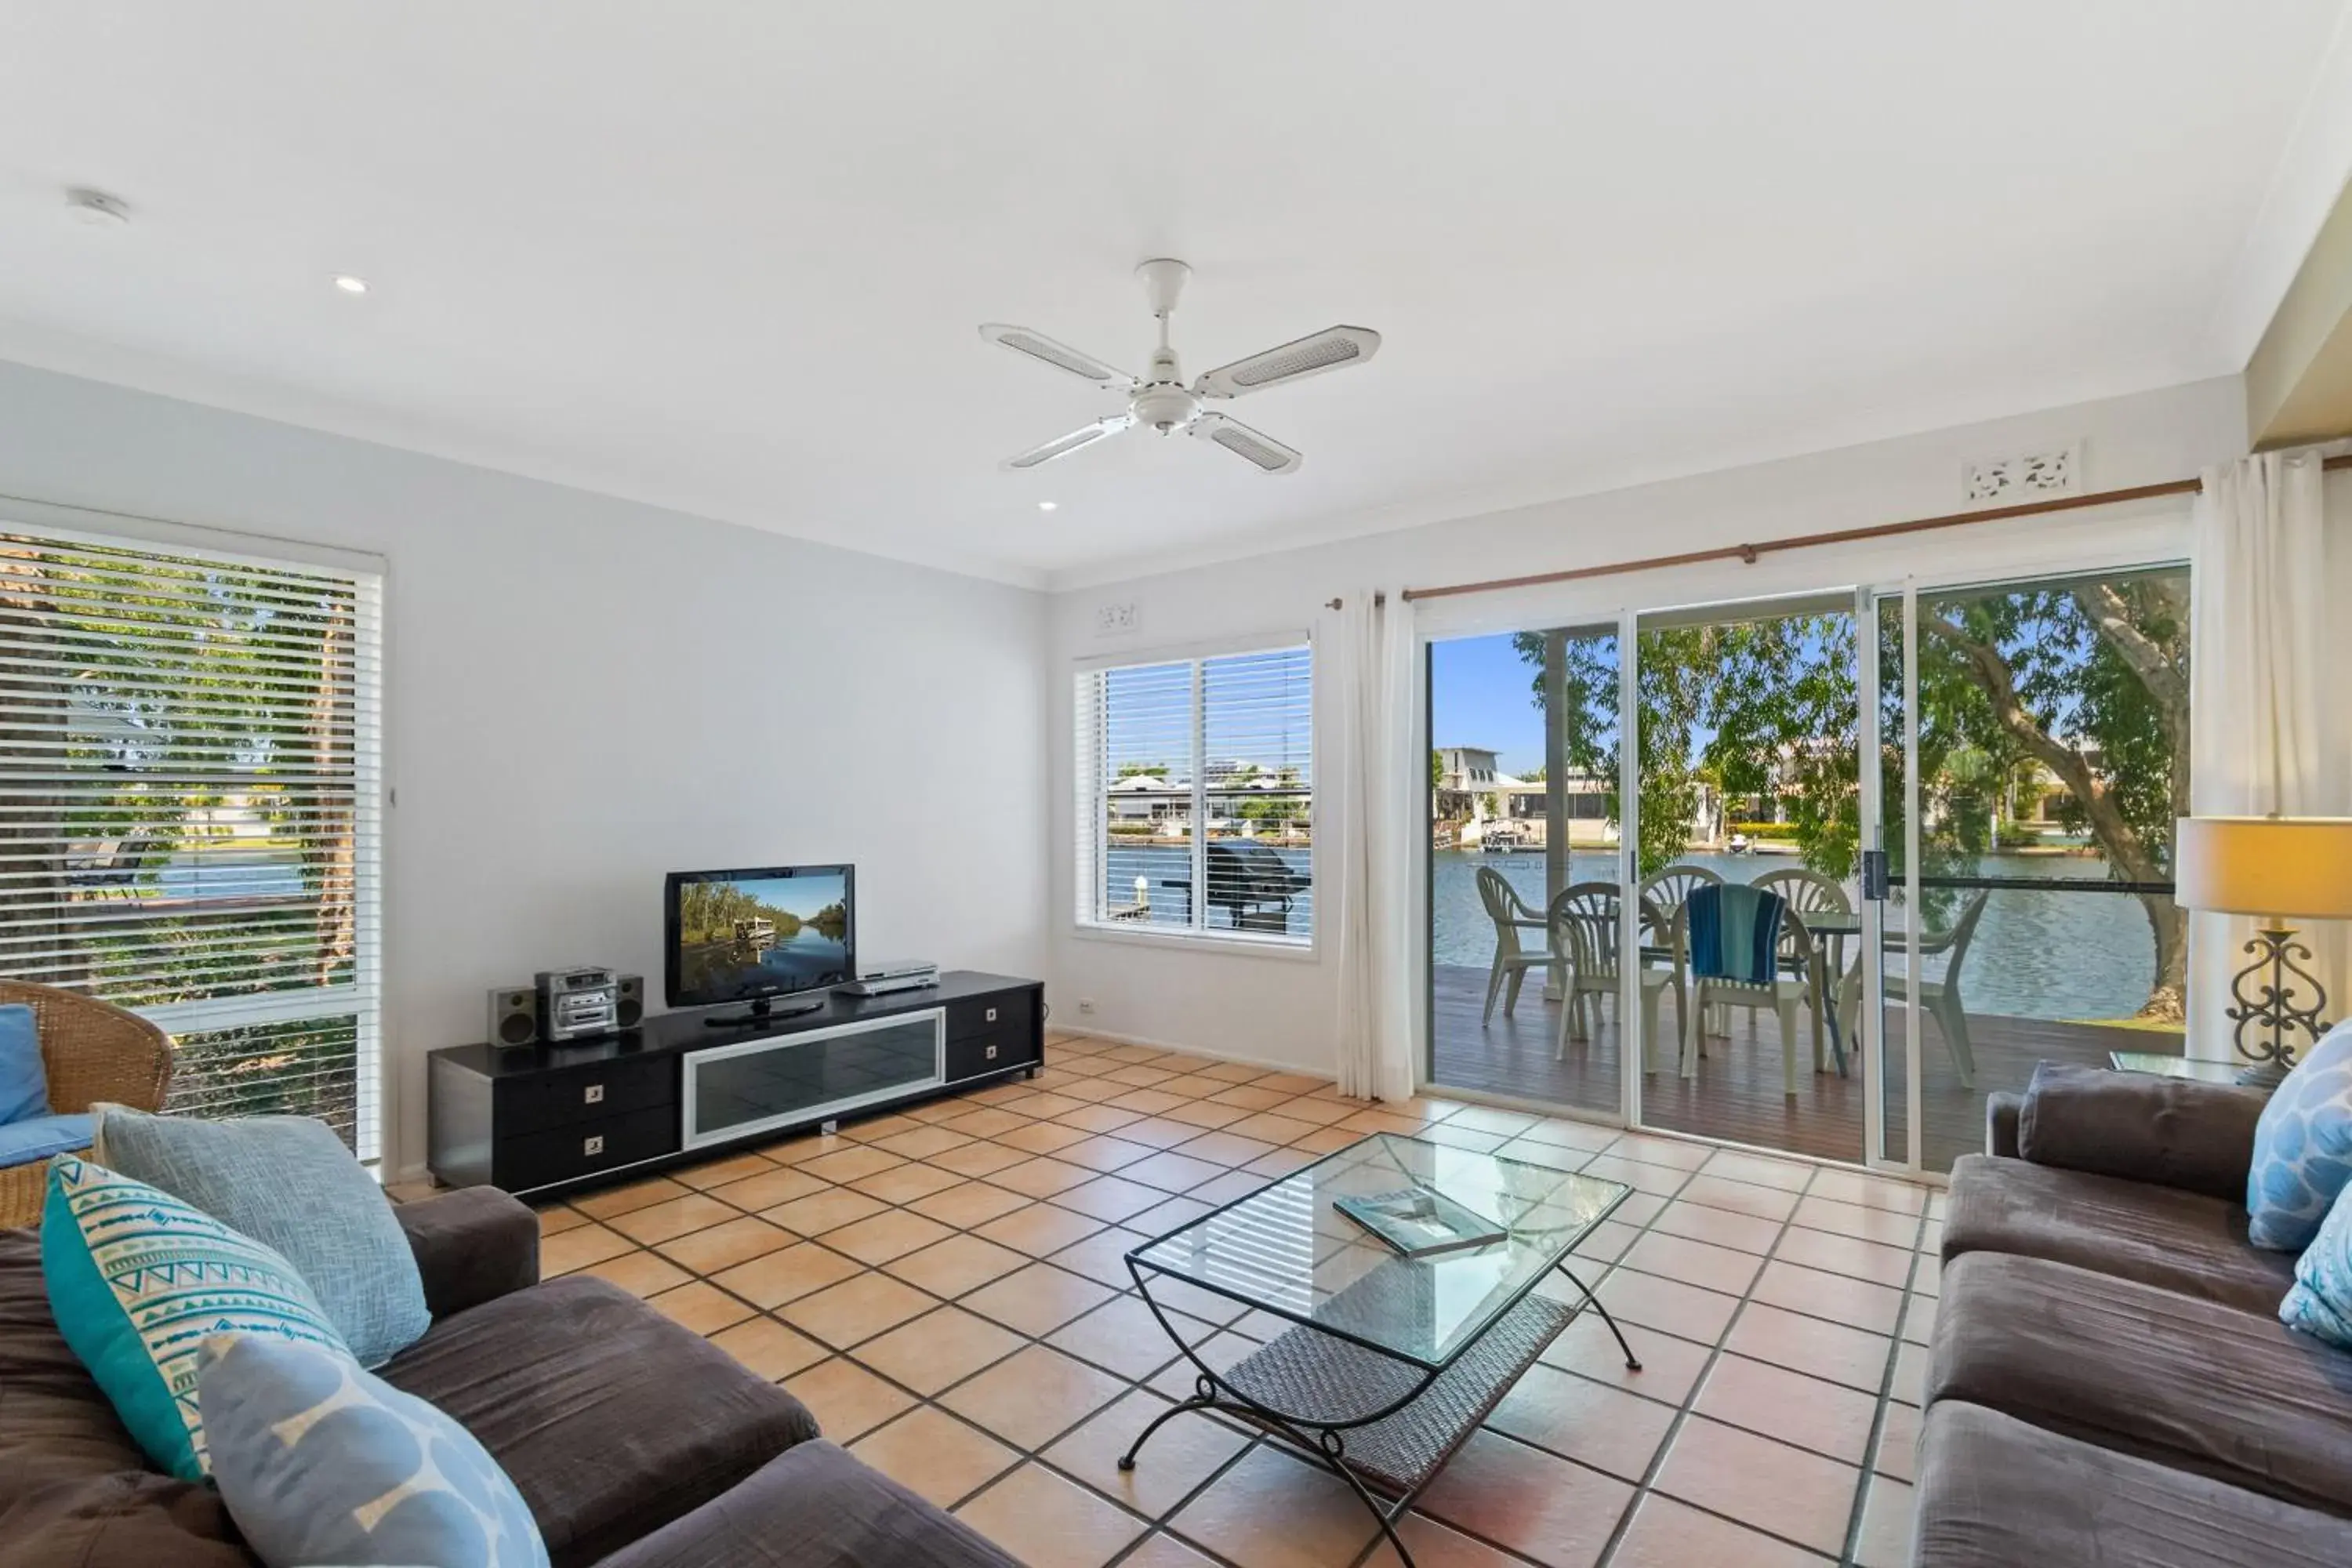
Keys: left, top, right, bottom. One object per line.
{"left": 1120, "top": 1134, "right": 1635, "bottom": 1566}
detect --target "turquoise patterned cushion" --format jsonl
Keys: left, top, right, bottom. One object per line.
{"left": 40, "top": 1156, "right": 349, "bottom": 1479}
{"left": 2249, "top": 1025, "right": 2352, "bottom": 1250}
{"left": 198, "top": 1334, "right": 548, "bottom": 1568}
{"left": 2281, "top": 1180, "right": 2352, "bottom": 1348}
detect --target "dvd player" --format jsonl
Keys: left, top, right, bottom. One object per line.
{"left": 843, "top": 960, "right": 939, "bottom": 998}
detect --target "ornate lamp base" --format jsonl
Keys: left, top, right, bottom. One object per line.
{"left": 2227, "top": 925, "right": 2329, "bottom": 1084}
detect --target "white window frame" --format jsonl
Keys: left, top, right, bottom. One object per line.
{"left": 0, "top": 502, "right": 387, "bottom": 1163}
{"left": 1073, "top": 633, "right": 1316, "bottom": 956}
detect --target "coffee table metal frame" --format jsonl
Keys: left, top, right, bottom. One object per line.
{"left": 1117, "top": 1135, "right": 1640, "bottom": 1566}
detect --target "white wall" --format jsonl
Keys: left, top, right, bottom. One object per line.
{"left": 1048, "top": 376, "right": 2249, "bottom": 1076}
{"left": 0, "top": 359, "right": 1051, "bottom": 1179}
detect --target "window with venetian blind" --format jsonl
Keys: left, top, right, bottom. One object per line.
{"left": 1074, "top": 642, "right": 1314, "bottom": 946}
{"left": 0, "top": 524, "right": 383, "bottom": 1162}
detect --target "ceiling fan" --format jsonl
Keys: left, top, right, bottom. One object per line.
{"left": 981, "top": 259, "right": 1380, "bottom": 477}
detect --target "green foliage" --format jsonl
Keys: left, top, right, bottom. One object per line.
{"left": 1505, "top": 568, "right": 2190, "bottom": 1013}
{"left": 1117, "top": 763, "right": 1171, "bottom": 779}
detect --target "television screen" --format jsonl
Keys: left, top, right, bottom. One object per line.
{"left": 666, "top": 865, "right": 855, "bottom": 1009}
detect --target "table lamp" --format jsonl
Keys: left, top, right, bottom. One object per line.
{"left": 2174, "top": 815, "right": 2352, "bottom": 1085}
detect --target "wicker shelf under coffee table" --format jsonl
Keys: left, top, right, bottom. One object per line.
{"left": 1120, "top": 1133, "right": 1637, "bottom": 1566}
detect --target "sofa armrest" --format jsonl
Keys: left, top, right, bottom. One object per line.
{"left": 1985, "top": 1091, "right": 2023, "bottom": 1158}
{"left": 395, "top": 1186, "right": 539, "bottom": 1319}
{"left": 595, "top": 1439, "right": 1021, "bottom": 1568}
{"left": 2015, "top": 1061, "right": 2266, "bottom": 1203}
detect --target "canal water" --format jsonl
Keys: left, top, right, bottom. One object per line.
{"left": 1433, "top": 849, "right": 2155, "bottom": 1022}
{"left": 1104, "top": 843, "right": 2158, "bottom": 1022}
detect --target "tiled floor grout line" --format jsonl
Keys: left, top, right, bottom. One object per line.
{"left": 1834, "top": 1203, "right": 1935, "bottom": 1568}
{"left": 1581, "top": 1161, "right": 1843, "bottom": 1566}
{"left": 520, "top": 1037, "right": 1941, "bottom": 1567}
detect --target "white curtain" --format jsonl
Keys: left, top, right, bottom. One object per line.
{"left": 1331, "top": 588, "right": 1418, "bottom": 1102}
{"left": 2187, "top": 447, "right": 2347, "bottom": 1057}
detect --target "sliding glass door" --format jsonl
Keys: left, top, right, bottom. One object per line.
{"left": 1862, "top": 565, "right": 2190, "bottom": 1172}
{"left": 1425, "top": 623, "right": 1621, "bottom": 1118}
{"left": 1420, "top": 554, "right": 2190, "bottom": 1177}
{"left": 1631, "top": 596, "right": 1865, "bottom": 1165}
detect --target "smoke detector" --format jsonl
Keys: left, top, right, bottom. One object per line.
{"left": 65, "top": 188, "right": 130, "bottom": 227}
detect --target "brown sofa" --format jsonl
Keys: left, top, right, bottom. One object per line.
{"left": 0, "top": 1185, "right": 1019, "bottom": 1568}
{"left": 1916, "top": 1062, "right": 2352, "bottom": 1566}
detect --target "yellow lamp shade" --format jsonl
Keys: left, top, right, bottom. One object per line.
{"left": 2173, "top": 816, "right": 2352, "bottom": 920}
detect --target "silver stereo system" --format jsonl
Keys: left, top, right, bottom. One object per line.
{"left": 843, "top": 959, "right": 939, "bottom": 998}
{"left": 536, "top": 965, "right": 620, "bottom": 1042}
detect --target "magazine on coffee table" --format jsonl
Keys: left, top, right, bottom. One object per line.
{"left": 1334, "top": 1186, "right": 1507, "bottom": 1258}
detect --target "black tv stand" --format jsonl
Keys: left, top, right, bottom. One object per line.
{"left": 702, "top": 992, "right": 829, "bottom": 1029}
{"left": 426, "top": 971, "right": 1043, "bottom": 1198}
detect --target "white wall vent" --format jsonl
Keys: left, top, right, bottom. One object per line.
{"left": 1093, "top": 601, "right": 1140, "bottom": 637}
{"left": 1963, "top": 444, "right": 2081, "bottom": 505}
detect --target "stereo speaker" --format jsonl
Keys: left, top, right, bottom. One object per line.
{"left": 488, "top": 985, "right": 540, "bottom": 1047}
{"left": 615, "top": 974, "right": 645, "bottom": 1029}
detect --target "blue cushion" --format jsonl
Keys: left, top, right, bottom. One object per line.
{"left": 2248, "top": 1022, "right": 2352, "bottom": 1251}
{"left": 198, "top": 1333, "right": 548, "bottom": 1568}
{"left": 42, "top": 1155, "right": 350, "bottom": 1479}
{"left": 93, "top": 1105, "right": 428, "bottom": 1369}
{"left": 0, "top": 1004, "right": 45, "bottom": 1125}
{"left": 2281, "top": 1178, "right": 2352, "bottom": 1348}
{"left": 0, "top": 1112, "right": 93, "bottom": 1165}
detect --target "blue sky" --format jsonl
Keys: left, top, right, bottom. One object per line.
{"left": 1430, "top": 633, "right": 1553, "bottom": 776}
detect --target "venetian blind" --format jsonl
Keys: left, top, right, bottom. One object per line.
{"left": 1074, "top": 642, "right": 1313, "bottom": 945}
{"left": 0, "top": 525, "right": 383, "bottom": 1161}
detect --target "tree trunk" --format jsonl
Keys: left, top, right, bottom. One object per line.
{"left": 1922, "top": 606, "right": 2187, "bottom": 1020}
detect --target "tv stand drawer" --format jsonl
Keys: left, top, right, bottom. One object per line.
{"left": 494, "top": 1105, "right": 678, "bottom": 1192}
{"left": 948, "top": 991, "right": 1035, "bottom": 1041}
{"left": 948, "top": 1029, "right": 1038, "bottom": 1083}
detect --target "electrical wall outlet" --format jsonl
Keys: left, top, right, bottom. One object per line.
{"left": 1964, "top": 443, "right": 2080, "bottom": 504}
{"left": 1077, "top": 997, "right": 1096, "bottom": 1015}
{"left": 1094, "top": 601, "right": 1139, "bottom": 637}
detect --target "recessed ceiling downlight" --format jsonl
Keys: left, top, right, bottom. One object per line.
{"left": 332, "top": 275, "right": 370, "bottom": 296}
{"left": 1038, "top": 501, "right": 1058, "bottom": 511}
{"left": 65, "top": 188, "right": 130, "bottom": 227}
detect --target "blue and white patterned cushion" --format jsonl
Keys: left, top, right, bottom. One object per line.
{"left": 41, "top": 1156, "right": 350, "bottom": 1479}
{"left": 197, "top": 1334, "right": 548, "bottom": 1568}
{"left": 2281, "top": 1179, "right": 2352, "bottom": 1348}
{"left": 2248, "top": 1022, "right": 2352, "bottom": 1251}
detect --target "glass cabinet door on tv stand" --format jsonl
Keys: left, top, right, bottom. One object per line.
{"left": 680, "top": 1010, "right": 945, "bottom": 1149}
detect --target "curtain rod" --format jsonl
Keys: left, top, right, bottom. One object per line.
{"left": 1393, "top": 455, "right": 2352, "bottom": 605}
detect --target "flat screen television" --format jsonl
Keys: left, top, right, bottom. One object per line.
{"left": 665, "top": 864, "right": 855, "bottom": 1022}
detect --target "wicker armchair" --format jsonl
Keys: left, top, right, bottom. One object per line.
{"left": 0, "top": 980, "right": 173, "bottom": 1229}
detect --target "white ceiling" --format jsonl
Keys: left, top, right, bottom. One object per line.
{"left": 2, "top": 3, "right": 2348, "bottom": 590}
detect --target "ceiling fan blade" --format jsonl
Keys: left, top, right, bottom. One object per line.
{"left": 979, "top": 324, "right": 1137, "bottom": 390}
{"left": 1188, "top": 412, "right": 1301, "bottom": 475}
{"left": 1193, "top": 325, "right": 1380, "bottom": 399}
{"left": 1002, "top": 414, "right": 1135, "bottom": 471}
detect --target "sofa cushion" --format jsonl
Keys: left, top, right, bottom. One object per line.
{"left": 1915, "top": 1400, "right": 2352, "bottom": 1568}
{"left": 199, "top": 1333, "right": 546, "bottom": 1568}
{"left": 0, "top": 1230, "right": 249, "bottom": 1566}
{"left": 0, "top": 1004, "right": 45, "bottom": 1126}
{"left": 42, "top": 1156, "right": 350, "bottom": 1482}
{"left": 1943, "top": 1152, "right": 2295, "bottom": 1316}
{"left": 1929, "top": 1250, "right": 2352, "bottom": 1516}
{"left": 2017, "top": 1061, "right": 2263, "bottom": 1203}
{"left": 94, "top": 1105, "right": 430, "bottom": 1369}
{"left": 2249, "top": 1021, "right": 2352, "bottom": 1250}
{"left": 2284, "top": 1178, "right": 2352, "bottom": 1349}
{"left": 594, "top": 1439, "right": 1022, "bottom": 1568}
{"left": 0, "top": 1111, "right": 92, "bottom": 1165}
{"left": 379, "top": 1275, "right": 818, "bottom": 1568}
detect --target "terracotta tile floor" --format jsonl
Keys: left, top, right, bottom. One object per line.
{"left": 520, "top": 1032, "right": 1944, "bottom": 1566}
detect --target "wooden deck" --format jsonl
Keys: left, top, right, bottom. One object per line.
{"left": 1429, "top": 963, "right": 2175, "bottom": 1171}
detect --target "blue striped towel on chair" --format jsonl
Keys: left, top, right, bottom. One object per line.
{"left": 1687, "top": 883, "right": 1784, "bottom": 985}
